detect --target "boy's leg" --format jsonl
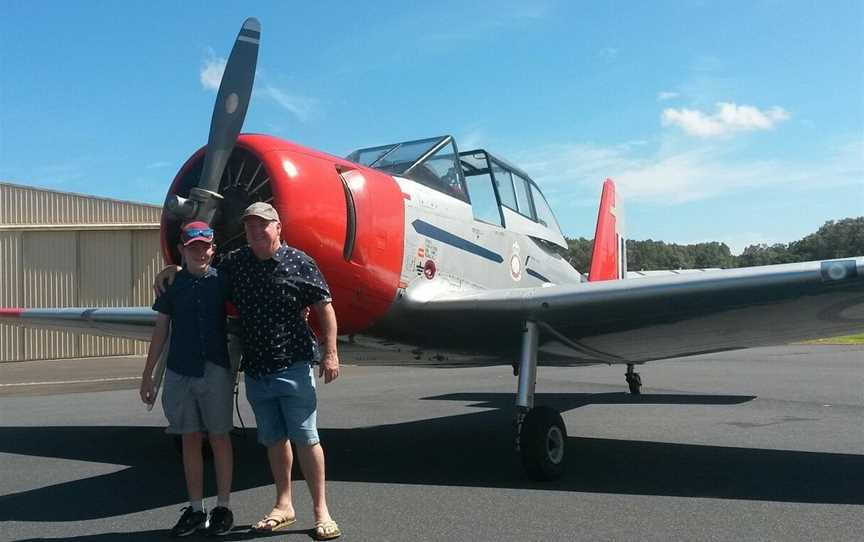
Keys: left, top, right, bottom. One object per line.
{"left": 208, "top": 432, "right": 233, "bottom": 503}
{"left": 181, "top": 432, "right": 205, "bottom": 503}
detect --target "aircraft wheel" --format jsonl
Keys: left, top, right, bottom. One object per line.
{"left": 520, "top": 406, "right": 567, "bottom": 481}
{"left": 626, "top": 372, "right": 642, "bottom": 395}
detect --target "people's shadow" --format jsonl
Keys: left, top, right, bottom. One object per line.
{"left": 15, "top": 526, "right": 306, "bottom": 541}
{"left": 2, "top": 390, "right": 862, "bottom": 526}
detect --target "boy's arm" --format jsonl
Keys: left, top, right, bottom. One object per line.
{"left": 140, "top": 313, "right": 170, "bottom": 405}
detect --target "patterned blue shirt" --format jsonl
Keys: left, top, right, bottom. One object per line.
{"left": 152, "top": 267, "right": 229, "bottom": 377}
{"left": 217, "top": 244, "right": 331, "bottom": 378}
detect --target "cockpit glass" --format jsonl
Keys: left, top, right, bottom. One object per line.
{"left": 347, "top": 145, "right": 396, "bottom": 168}
{"left": 346, "top": 136, "right": 446, "bottom": 175}
{"left": 530, "top": 183, "right": 563, "bottom": 233}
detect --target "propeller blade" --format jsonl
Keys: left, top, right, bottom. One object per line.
{"left": 199, "top": 17, "right": 260, "bottom": 194}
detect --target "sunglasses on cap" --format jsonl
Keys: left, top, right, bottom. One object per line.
{"left": 181, "top": 228, "right": 215, "bottom": 241}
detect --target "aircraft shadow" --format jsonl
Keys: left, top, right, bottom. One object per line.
{"left": 1, "top": 391, "right": 861, "bottom": 524}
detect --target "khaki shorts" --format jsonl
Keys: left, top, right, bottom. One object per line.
{"left": 162, "top": 361, "right": 234, "bottom": 435}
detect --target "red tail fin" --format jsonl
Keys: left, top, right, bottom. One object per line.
{"left": 588, "top": 178, "right": 626, "bottom": 281}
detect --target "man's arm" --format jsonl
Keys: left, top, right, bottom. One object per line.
{"left": 140, "top": 313, "right": 170, "bottom": 404}
{"left": 312, "top": 300, "right": 340, "bottom": 383}
{"left": 153, "top": 265, "right": 182, "bottom": 296}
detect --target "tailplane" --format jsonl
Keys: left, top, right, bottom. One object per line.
{"left": 588, "top": 178, "right": 626, "bottom": 281}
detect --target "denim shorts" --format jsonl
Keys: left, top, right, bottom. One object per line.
{"left": 244, "top": 362, "right": 319, "bottom": 447}
{"left": 162, "top": 361, "right": 234, "bottom": 436}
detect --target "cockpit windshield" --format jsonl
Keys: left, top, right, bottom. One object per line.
{"left": 347, "top": 135, "right": 467, "bottom": 201}
{"left": 346, "top": 136, "right": 448, "bottom": 175}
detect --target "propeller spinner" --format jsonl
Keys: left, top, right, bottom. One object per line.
{"left": 165, "top": 17, "right": 261, "bottom": 225}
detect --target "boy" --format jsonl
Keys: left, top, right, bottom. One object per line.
{"left": 140, "top": 221, "right": 235, "bottom": 537}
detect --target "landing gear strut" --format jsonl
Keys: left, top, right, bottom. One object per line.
{"left": 514, "top": 321, "right": 567, "bottom": 480}
{"left": 625, "top": 364, "right": 642, "bottom": 395}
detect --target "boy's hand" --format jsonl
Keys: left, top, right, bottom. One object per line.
{"left": 139, "top": 375, "right": 154, "bottom": 405}
{"left": 153, "top": 265, "right": 182, "bottom": 296}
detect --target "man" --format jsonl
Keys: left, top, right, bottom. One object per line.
{"left": 156, "top": 203, "right": 341, "bottom": 540}
{"left": 141, "top": 221, "right": 235, "bottom": 537}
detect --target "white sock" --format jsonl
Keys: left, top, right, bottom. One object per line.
{"left": 190, "top": 500, "right": 204, "bottom": 513}
{"left": 216, "top": 497, "right": 231, "bottom": 510}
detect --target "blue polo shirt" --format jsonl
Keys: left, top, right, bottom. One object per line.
{"left": 152, "top": 266, "right": 229, "bottom": 377}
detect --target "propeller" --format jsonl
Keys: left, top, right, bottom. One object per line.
{"left": 165, "top": 17, "right": 261, "bottom": 225}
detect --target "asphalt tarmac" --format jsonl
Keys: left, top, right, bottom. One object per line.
{"left": 1, "top": 344, "right": 862, "bottom": 542}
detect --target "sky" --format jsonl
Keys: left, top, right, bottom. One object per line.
{"left": 1, "top": 1, "right": 862, "bottom": 254}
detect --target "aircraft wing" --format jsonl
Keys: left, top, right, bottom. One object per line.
{"left": 3, "top": 258, "right": 862, "bottom": 366}
{"left": 0, "top": 307, "right": 157, "bottom": 341}
{"left": 393, "top": 258, "right": 864, "bottom": 364}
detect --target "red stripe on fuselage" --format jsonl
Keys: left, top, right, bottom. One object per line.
{"left": 0, "top": 308, "right": 24, "bottom": 318}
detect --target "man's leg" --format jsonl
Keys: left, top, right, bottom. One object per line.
{"left": 181, "top": 432, "right": 204, "bottom": 503}
{"left": 296, "top": 443, "right": 333, "bottom": 523}
{"left": 208, "top": 433, "right": 233, "bottom": 503}
{"left": 267, "top": 438, "right": 296, "bottom": 516}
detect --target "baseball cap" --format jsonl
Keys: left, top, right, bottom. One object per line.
{"left": 242, "top": 202, "right": 280, "bottom": 222}
{"left": 180, "top": 221, "right": 215, "bottom": 246}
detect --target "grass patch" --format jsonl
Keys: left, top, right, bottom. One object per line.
{"left": 802, "top": 333, "right": 864, "bottom": 345}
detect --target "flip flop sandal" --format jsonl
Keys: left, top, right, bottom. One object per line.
{"left": 251, "top": 511, "right": 296, "bottom": 532}
{"left": 313, "top": 519, "right": 342, "bottom": 540}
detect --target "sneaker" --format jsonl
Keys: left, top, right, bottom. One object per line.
{"left": 170, "top": 506, "right": 207, "bottom": 537}
{"left": 205, "top": 506, "right": 234, "bottom": 536}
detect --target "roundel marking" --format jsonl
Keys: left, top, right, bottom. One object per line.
{"left": 424, "top": 260, "right": 437, "bottom": 280}
{"left": 827, "top": 262, "right": 847, "bottom": 280}
{"left": 509, "top": 241, "right": 522, "bottom": 281}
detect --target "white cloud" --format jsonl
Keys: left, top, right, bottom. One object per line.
{"left": 200, "top": 55, "right": 227, "bottom": 91}
{"left": 261, "top": 85, "right": 318, "bottom": 123}
{"left": 662, "top": 102, "right": 790, "bottom": 138}
{"left": 512, "top": 136, "right": 862, "bottom": 206}
{"left": 657, "top": 91, "right": 679, "bottom": 101}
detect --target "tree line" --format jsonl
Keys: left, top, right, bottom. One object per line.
{"left": 567, "top": 216, "right": 864, "bottom": 272}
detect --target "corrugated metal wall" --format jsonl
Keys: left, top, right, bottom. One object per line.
{"left": 0, "top": 182, "right": 164, "bottom": 361}
{"left": 1, "top": 182, "right": 161, "bottom": 225}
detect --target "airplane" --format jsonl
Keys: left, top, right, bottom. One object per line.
{"left": 2, "top": 18, "right": 862, "bottom": 481}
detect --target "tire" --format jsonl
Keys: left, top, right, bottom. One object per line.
{"left": 627, "top": 373, "right": 642, "bottom": 395}
{"left": 520, "top": 406, "right": 567, "bottom": 481}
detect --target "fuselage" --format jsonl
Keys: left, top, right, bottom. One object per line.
{"left": 162, "top": 133, "right": 580, "bottom": 347}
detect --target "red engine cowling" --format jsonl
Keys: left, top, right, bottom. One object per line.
{"left": 161, "top": 134, "right": 405, "bottom": 334}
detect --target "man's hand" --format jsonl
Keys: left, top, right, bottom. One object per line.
{"left": 139, "top": 374, "right": 155, "bottom": 405}
{"left": 319, "top": 350, "right": 340, "bottom": 383}
{"left": 153, "top": 265, "right": 182, "bottom": 296}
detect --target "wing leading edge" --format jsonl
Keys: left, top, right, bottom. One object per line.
{"left": 0, "top": 307, "right": 157, "bottom": 341}
{"left": 388, "top": 257, "right": 864, "bottom": 364}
